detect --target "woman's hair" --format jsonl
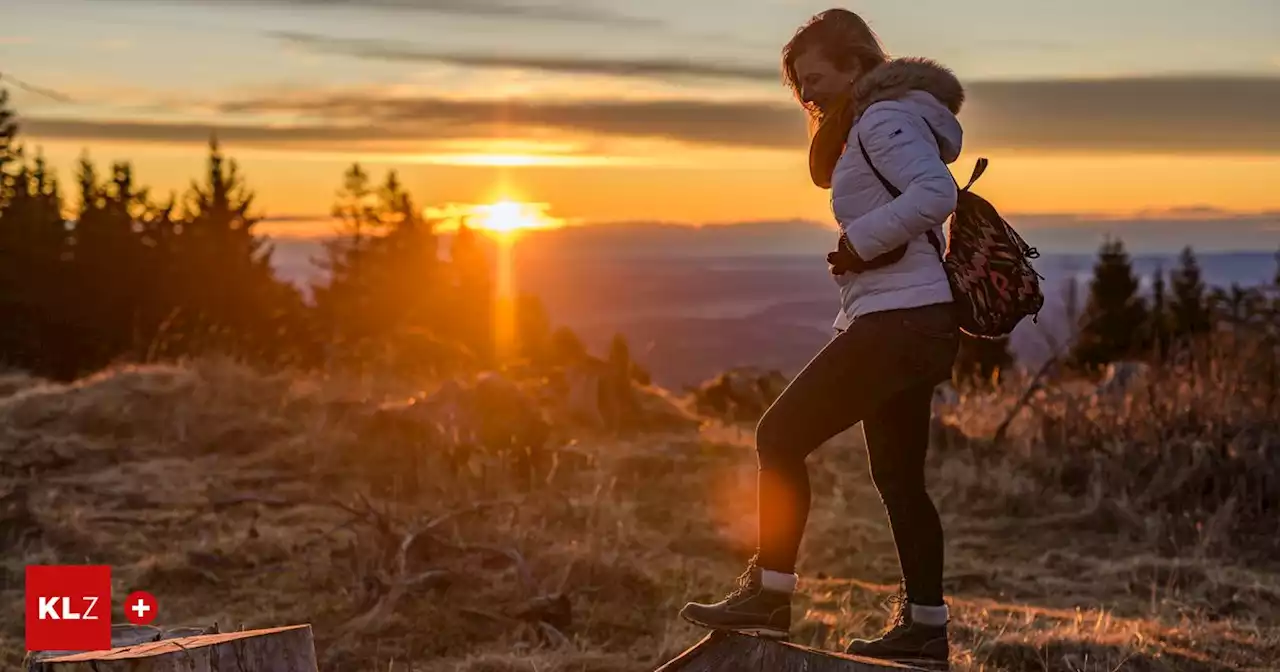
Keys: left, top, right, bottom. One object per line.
{"left": 781, "top": 8, "right": 888, "bottom": 121}
{"left": 781, "top": 8, "right": 889, "bottom": 188}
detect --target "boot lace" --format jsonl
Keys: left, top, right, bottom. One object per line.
{"left": 724, "top": 554, "right": 762, "bottom": 600}
{"left": 882, "top": 583, "right": 909, "bottom": 633}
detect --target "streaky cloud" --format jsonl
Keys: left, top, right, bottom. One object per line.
{"left": 82, "top": 0, "right": 661, "bottom": 26}
{"left": 20, "top": 75, "right": 1280, "bottom": 154}
{"left": 272, "top": 31, "right": 779, "bottom": 82}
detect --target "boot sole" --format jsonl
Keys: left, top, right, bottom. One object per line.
{"left": 679, "top": 613, "right": 789, "bottom": 641}
{"left": 881, "top": 656, "right": 949, "bottom": 671}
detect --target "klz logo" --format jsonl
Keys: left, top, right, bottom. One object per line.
{"left": 38, "top": 596, "right": 102, "bottom": 620}
{"left": 26, "top": 565, "right": 112, "bottom": 652}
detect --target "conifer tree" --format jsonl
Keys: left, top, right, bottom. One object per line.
{"left": 1149, "top": 264, "right": 1170, "bottom": 360}
{"left": 1169, "top": 245, "right": 1212, "bottom": 341}
{"left": 1071, "top": 237, "right": 1148, "bottom": 369}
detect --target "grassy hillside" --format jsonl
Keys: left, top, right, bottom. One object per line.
{"left": 1, "top": 347, "right": 1277, "bottom": 671}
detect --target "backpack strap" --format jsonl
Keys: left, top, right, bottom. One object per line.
{"left": 856, "top": 134, "right": 945, "bottom": 262}
{"left": 963, "top": 158, "right": 989, "bottom": 191}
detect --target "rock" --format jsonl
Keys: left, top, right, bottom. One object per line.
{"left": 692, "top": 367, "right": 790, "bottom": 423}
{"left": 560, "top": 357, "right": 696, "bottom": 433}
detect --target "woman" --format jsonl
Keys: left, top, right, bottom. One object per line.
{"left": 679, "top": 8, "right": 964, "bottom": 670}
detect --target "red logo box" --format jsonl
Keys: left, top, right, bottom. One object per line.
{"left": 25, "top": 565, "right": 112, "bottom": 652}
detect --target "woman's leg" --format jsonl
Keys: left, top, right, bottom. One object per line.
{"left": 844, "top": 303, "right": 957, "bottom": 668}
{"left": 679, "top": 330, "right": 878, "bottom": 636}
{"left": 681, "top": 310, "right": 935, "bottom": 636}
{"left": 754, "top": 327, "right": 898, "bottom": 574}
{"left": 862, "top": 383, "right": 945, "bottom": 606}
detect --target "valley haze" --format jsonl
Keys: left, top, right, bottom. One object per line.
{"left": 268, "top": 214, "right": 1280, "bottom": 387}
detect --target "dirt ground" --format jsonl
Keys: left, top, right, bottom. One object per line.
{"left": 2, "top": 359, "right": 1276, "bottom": 671}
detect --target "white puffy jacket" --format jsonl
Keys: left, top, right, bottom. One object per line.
{"left": 830, "top": 58, "right": 965, "bottom": 331}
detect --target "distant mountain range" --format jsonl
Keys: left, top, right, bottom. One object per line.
{"left": 267, "top": 217, "right": 1279, "bottom": 387}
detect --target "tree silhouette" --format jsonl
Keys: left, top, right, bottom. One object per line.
{"left": 169, "top": 138, "right": 308, "bottom": 364}
{"left": 1149, "top": 264, "right": 1170, "bottom": 360}
{"left": 1070, "top": 237, "right": 1148, "bottom": 369}
{"left": 313, "top": 166, "right": 463, "bottom": 373}
{"left": 1209, "top": 283, "right": 1265, "bottom": 331}
{"left": 0, "top": 88, "right": 17, "bottom": 190}
{"left": 0, "top": 89, "right": 583, "bottom": 381}
{"left": 515, "top": 294, "right": 552, "bottom": 364}
{"left": 447, "top": 221, "right": 495, "bottom": 366}
{"left": 0, "top": 144, "right": 70, "bottom": 374}
{"left": 1169, "top": 245, "right": 1211, "bottom": 342}
{"left": 63, "top": 158, "right": 172, "bottom": 373}
{"left": 1273, "top": 246, "right": 1280, "bottom": 287}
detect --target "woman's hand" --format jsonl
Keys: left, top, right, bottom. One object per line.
{"left": 828, "top": 233, "right": 863, "bottom": 275}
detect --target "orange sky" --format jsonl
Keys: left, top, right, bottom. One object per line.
{"left": 29, "top": 139, "right": 1280, "bottom": 238}
{"left": 6, "top": 0, "right": 1280, "bottom": 242}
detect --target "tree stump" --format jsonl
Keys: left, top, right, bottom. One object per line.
{"left": 27, "top": 624, "right": 317, "bottom": 672}
{"left": 656, "top": 631, "right": 926, "bottom": 672}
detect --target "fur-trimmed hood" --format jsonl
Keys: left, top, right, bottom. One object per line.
{"left": 852, "top": 57, "right": 965, "bottom": 119}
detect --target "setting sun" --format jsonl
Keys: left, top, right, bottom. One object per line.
{"left": 472, "top": 200, "right": 563, "bottom": 235}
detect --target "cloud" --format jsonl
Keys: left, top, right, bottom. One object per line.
{"left": 14, "top": 94, "right": 800, "bottom": 149}
{"left": 19, "top": 75, "right": 1280, "bottom": 154}
{"left": 1007, "top": 210, "right": 1280, "bottom": 254}
{"left": 272, "top": 31, "right": 779, "bottom": 82}
{"left": 19, "top": 118, "right": 432, "bottom": 144}
{"left": 965, "top": 75, "right": 1280, "bottom": 153}
{"left": 90, "top": 0, "right": 659, "bottom": 26}
{"left": 260, "top": 33, "right": 1280, "bottom": 152}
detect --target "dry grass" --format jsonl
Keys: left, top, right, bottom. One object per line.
{"left": 1, "top": 349, "right": 1277, "bottom": 671}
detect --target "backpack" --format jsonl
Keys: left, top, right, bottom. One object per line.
{"left": 856, "top": 137, "right": 1044, "bottom": 339}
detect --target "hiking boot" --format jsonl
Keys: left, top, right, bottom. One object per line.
{"left": 845, "top": 590, "right": 950, "bottom": 670}
{"left": 679, "top": 556, "right": 792, "bottom": 639}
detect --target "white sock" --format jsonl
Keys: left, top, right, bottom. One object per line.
{"left": 910, "top": 603, "right": 949, "bottom": 626}
{"left": 759, "top": 569, "right": 798, "bottom": 593}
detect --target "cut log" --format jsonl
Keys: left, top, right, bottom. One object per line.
{"left": 28, "top": 624, "right": 317, "bottom": 672}
{"left": 656, "top": 631, "right": 927, "bottom": 672}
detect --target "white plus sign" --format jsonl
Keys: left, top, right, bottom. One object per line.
{"left": 131, "top": 599, "right": 151, "bottom": 618}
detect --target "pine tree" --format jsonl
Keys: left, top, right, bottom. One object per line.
{"left": 549, "top": 326, "right": 586, "bottom": 364}
{"left": 1070, "top": 237, "right": 1148, "bottom": 369}
{"left": 449, "top": 220, "right": 495, "bottom": 365}
{"left": 0, "top": 146, "right": 70, "bottom": 374}
{"left": 366, "top": 170, "right": 440, "bottom": 335}
{"left": 0, "top": 88, "right": 18, "bottom": 207}
{"left": 312, "top": 166, "right": 453, "bottom": 371}
{"left": 515, "top": 294, "right": 552, "bottom": 364}
{"left": 1149, "top": 264, "right": 1170, "bottom": 360}
{"left": 62, "top": 158, "right": 158, "bottom": 373}
{"left": 1209, "top": 283, "right": 1265, "bottom": 330}
{"left": 312, "top": 163, "right": 383, "bottom": 352}
{"left": 1169, "top": 245, "right": 1211, "bottom": 341}
{"left": 173, "top": 138, "right": 306, "bottom": 363}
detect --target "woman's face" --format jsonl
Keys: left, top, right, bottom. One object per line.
{"left": 792, "top": 47, "right": 859, "bottom": 114}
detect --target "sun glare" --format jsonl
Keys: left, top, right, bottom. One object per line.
{"left": 444, "top": 198, "right": 566, "bottom": 363}
{"left": 472, "top": 199, "right": 562, "bottom": 235}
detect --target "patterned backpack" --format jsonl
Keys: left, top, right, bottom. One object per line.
{"left": 857, "top": 138, "right": 1044, "bottom": 339}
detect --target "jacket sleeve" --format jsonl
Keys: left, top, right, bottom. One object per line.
{"left": 841, "top": 103, "right": 957, "bottom": 260}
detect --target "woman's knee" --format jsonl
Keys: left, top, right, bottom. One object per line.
{"left": 870, "top": 467, "right": 928, "bottom": 506}
{"left": 754, "top": 410, "right": 793, "bottom": 469}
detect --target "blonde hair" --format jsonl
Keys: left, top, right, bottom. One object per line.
{"left": 781, "top": 8, "right": 888, "bottom": 120}
{"left": 780, "top": 8, "right": 889, "bottom": 187}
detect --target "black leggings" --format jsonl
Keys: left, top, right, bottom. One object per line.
{"left": 754, "top": 302, "right": 958, "bottom": 606}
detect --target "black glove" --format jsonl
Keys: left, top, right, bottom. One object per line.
{"left": 827, "top": 233, "right": 863, "bottom": 275}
